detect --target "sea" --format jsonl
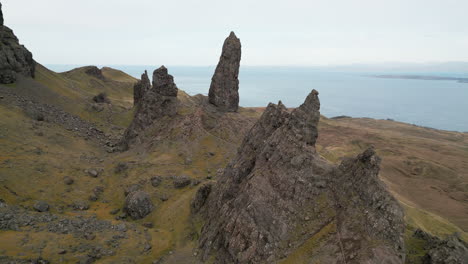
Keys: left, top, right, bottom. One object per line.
{"left": 46, "top": 65, "right": 468, "bottom": 132}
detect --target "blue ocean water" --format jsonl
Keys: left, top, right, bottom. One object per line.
{"left": 46, "top": 65, "right": 468, "bottom": 132}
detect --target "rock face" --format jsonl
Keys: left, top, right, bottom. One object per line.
{"left": 123, "top": 191, "right": 153, "bottom": 220}
{"left": 197, "top": 90, "right": 405, "bottom": 263}
{"left": 133, "top": 70, "right": 151, "bottom": 106}
{"left": 0, "top": 3, "right": 35, "bottom": 84}
{"left": 120, "top": 66, "right": 179, "bottom": 149}
{"left": 208, "top": 32, "right": 241, "bottom": 112}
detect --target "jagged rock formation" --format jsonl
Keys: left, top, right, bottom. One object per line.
{"left": 197, "top": 90, "right": 405, "bottom": 263}
{"left": 133, "top": 70, "right": 151, "bottom": 106}
{"left": 120, "top": 66, "right": 178, "bottom": 149}
{"left": 0, "top": 3, "right": 35, "bottom": 84}
{"left": 412, "top": 229, "right": 468, "bottom": 264}
{"left": 153, "top": 65, "right": 178, "bottom": 96}
{"left": 208, "top": 32, "right": 241, "bottom": 112}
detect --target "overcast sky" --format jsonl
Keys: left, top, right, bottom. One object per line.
{"left": 2, "top": 0, "right": 468, "bottom": 66}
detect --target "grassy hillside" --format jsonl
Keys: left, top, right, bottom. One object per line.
{"left": 0, "top": 65, "right": 466, "bottom": 263}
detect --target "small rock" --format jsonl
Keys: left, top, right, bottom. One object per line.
{"left": 86, "top": 169, "right": 99, "bottom": 178}
{"left": 63, "top": 176, "right": 74, "bottom": 185}
{"left": 84, "top": 233, "right": 96, "bottom": 240}
{"left": 173, "top": 175, "right": 191, "bottom": 188}
{"left": 71, "top": 200, "right": 90, "bottom": 211}
{"left": 150, "top": 176, "right": 162, "bottom": 187}
{"left": 88, "top": 194, "right": 98, "bottom": 201}
{"left": 114, "top": 162, "right": 128, "bottom": 174}
{"left": 33, "top": 201, "right": 49, "bottom": 212}
{"left": 110, "top": 208, "right": 120, "bottom": 215}
{"left": 142, "top": 222, "right": 154, "bottom": 228}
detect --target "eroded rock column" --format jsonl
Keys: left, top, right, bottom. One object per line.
{"left": 208, "top": 31, "right": 241, "bottom": 112}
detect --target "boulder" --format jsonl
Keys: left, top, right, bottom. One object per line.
{"left": 92, "top": 92, "right": 109, "bottom": 104}
{"left": 173, "top": 176, "right": 191, "bottom": 188}
{"left": 123, "top": 191, "right": 153, "bottom": 220}
{"left": 208, "top": 31, "right": 241, "bottom": 112}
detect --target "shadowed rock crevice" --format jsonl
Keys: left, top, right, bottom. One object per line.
{"left": 0, "top": 3, "right": 35, "bottom": 84}
{"left": 197, "top": 89, "right": 406, "bottom": 263}
{"left": 208, "top": 32, "right": 241, "bottom": 112}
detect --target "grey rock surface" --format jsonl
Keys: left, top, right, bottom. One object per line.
{"left": 208, "top": 32, "right": 241, "bottom": 112}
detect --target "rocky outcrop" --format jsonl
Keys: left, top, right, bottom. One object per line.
{"left": 0, "top": 3, "right": 35, "bottom": 84}
{"left": 412, "top": 229, "right": 468, "bottom": 264}
{"left": 84, "top": 66, "right": 105, "bottom": 80}
{"left": 208, "top": 32, "right": 241, "bottom": 112}
{"left": 120, "top": 66, "right": 179, "bottom": 149}
{"left": 123, "top": 191, "right": 153, "bottom": 220}
{"left": 133, "top": 70, "right": 151, "bottom": 106}
{"left": 197, "top": 90, "right": 405, "bottom": 263}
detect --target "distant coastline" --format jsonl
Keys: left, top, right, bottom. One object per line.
{"left": 373, "top": 74, "right": 468, "bottom": 83}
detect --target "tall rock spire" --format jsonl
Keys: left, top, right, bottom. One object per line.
{"left": 1, "top": 2, "right": 4, "bottom": 26}
{"left": 133, "top": 70, "right": 151, "bottom": 106}
{"left": 208, "top": 31, "right": 241, "bottom": 112}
